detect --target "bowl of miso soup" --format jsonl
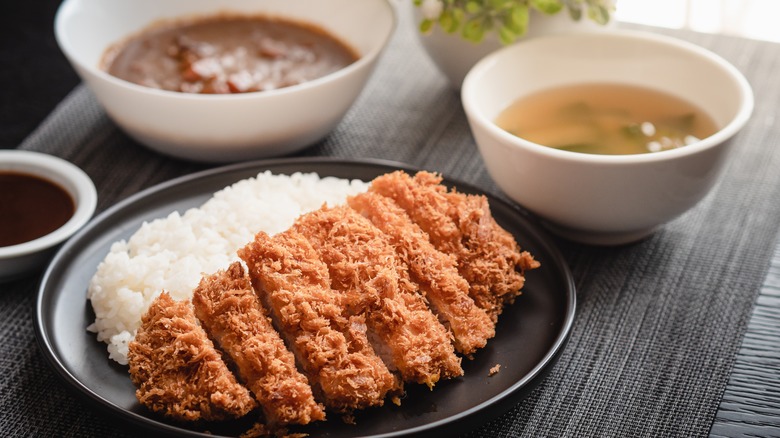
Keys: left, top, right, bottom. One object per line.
{"left": 462, "top": 30, "right": 753, "bottom": 245}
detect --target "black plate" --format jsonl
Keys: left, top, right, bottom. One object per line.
{"left": 34, "top": 157, "right": 575, "bottom": 437}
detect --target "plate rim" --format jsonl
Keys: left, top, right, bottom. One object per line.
{"left": 34, "top": 156, "right": 576, "bottom": 437}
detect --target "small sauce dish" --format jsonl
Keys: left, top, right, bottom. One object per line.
{"left": 0, "top": 151, "right": 97, "bottom": 281}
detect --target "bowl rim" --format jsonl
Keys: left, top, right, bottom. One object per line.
{"left": 54, "top": 0, "right": 397, "bottom": 101}
{"left": 461, "top": 29, "right": 755, "bottom": 165}
{"left": 0, "top": 151, "right": 97, "bottom": 259}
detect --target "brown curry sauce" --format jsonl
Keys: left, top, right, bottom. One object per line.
{"left": 102, "top": 14, "right": 359, "bottom": 94}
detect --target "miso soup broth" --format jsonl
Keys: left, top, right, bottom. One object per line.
{"left": 495, "top": 83, "right": 719, "bottom": 155}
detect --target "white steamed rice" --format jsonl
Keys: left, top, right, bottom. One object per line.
{"left": 87, "top": 171, "right": 369, "bottom": 365}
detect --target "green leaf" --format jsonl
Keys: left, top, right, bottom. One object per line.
{"left": 488, "top": 0, "right": 508, "bottom": 10}
{"left": 660, "top": 113, "right": 696, "bottom": 132}
{"left": 499, "top": 25, "right": 517, "bottom": 45}
{"left": 530, "top": 0, "right": 564, "bottom": 15}
{"left": 452, "top": 7, "right": 465, "bottom": 24}
{"left": 621, "top": 123, "right": 644, "bottom": 140}
{"left": 506, "top": 4, "right": 529, "bottom": 35}
{"left": 462, "top": 17, "right": 486, "bottom": 43}
{"left": 465, "top": 1, "right": 483, "bottom": 14}
{"left": 555, "top": 143, "right": 598, "bottom": 154}
{"left": 439, "top": 10, "right": 454, "bottom": 32}
{"left": 419, "top": 18, "right": 434, "bottom": 33}
{"left": 566, "top": 2, "right": 583, "bottom": 20}
{"left": 587, "top": 4, "right": 611, "bottom": 25}
{"left": 559, "top": 101, "right": 592, "bottom": 120}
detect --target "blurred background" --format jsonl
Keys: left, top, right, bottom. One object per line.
{"left": 2, "top": 0, "right": 778, "bottom": 150}
{"left": 617, "top": 0, "right": 780, "bottom": 42}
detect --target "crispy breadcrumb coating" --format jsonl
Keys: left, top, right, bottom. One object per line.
{"left": 238, "top": 230, "right": 396, "bottom": 412}
{"left": 446, "top": 190, "right": 540, "bottom": 318}
{"left": 292, "top": 206, "right": 463, "bottom": 387}
{"left": 192, "top": 262, "right": 325, "bottom": 426}
{"left": 369, "top": 170, "right": 539, "bottom": 321}
{"left": 128, "top": 292, "right": 257, "bottom": 422}
{"left": 125, "top": 170, "right": 540, "bottom": 429}
{"left": 348, "top": 192, "right": 495, "bottom": 356}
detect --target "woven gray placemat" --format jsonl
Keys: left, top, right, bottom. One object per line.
{"left": 3, "top": 5, "right": 780, "bottom": 438}
{"left": 711, "top": 242, "right": 780, "bottom": 437}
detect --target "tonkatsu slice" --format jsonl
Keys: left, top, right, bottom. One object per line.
{"left": 445, "top": 189, "right": 540, "bottom": 317}
{"left": 369, "top": 170, "right": 539, "bottom": 321}
{"left": 348, "top": 192, "right": 495, "bottom": 356}
{"left": 128, "top": 292, "right": 257, "bottom": 422}
{"left": 192, "top": 261, "right": 325, "bottom": 426}
{"left": 292, "top": 206, "right": 463, "bottom": 387}
{"left": 238, "top": 230, "right": 397, "bottom": 412}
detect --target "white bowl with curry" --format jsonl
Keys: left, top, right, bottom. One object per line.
{"left": 55, "top": 0, "right": 396, "bottom": 162}
{"left": 462, "top": 30, "right": 753, "bottom": 245}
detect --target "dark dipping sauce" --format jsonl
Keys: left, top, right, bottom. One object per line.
{"left": 102, "top": 14, "right": 360, "bottom": 94}
{"left": 0, "top": 172, "right": 75, "bottom": 247}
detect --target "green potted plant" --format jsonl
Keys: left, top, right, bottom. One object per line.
{"left": 411, "top": 0, "right": 616, "bottom": 87}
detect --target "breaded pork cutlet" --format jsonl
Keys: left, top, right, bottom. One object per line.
{"left": 292, "top": 206, "right": 463, "bottom": 388}
{"left": 348, "top": 192, "right": 495, "bottom": 356}
{"left": 446, "top": 190, "right": 540, "bottom": 317}
{"left": 128, "top": 292, "right": 256, "bottom": 422}
{"left": 238, "top": 230, "right": 397, "bottom": 413}
{"left": 370, "top": 171, "right": 539, "bottom": 321}
{"left": 192, "top": 262, "right": 325, "bottom": 426}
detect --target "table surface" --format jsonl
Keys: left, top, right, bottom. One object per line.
{"left": 2, "top": 2, "right": 780, "bottom": 437}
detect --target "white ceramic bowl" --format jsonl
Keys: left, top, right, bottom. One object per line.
{"left": 462, "top": 30, "right": 753, "bottom": 245}
{"left": 55, "top": 0, "right": 396, "bottom": 162}
{"left": 0, "top": 151, "right": 97, "bottom": 281}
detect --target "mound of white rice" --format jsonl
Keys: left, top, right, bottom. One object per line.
{"left": 87, "top": 171, "right": 369, "bottom": 365}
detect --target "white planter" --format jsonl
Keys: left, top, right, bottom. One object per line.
{"left": 410, "top": 3, "right": 614, "bottom": 89}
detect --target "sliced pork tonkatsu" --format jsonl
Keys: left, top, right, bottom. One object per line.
{"left": 238, "top": 230, "right": 398, "bottom": 413}
{"left": 348, "top": 191, "right": 495, "bottom": 356}
{"left": 292, "top": 205, "right": 463, "bottom": 387}
{"left": 369, "top": 170, "right": 539, "bottom": 321}
{"left": 445, "top": 189, "right": 540, "bottom": 318}
{"left": 124, "top": 169, "right": 541, "bottom": 431}
{"left": 191, "top": 262, "right": 325, "bottom": 426}
{"left": 128, "top": 292, "right": 257, "bottom": 422}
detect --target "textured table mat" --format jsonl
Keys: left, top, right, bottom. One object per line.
{"left": 712, "top": 243, "right": 780, "bottom": 437}
{"left": 3, "top": 5, "right": 780, "bottom": 437}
